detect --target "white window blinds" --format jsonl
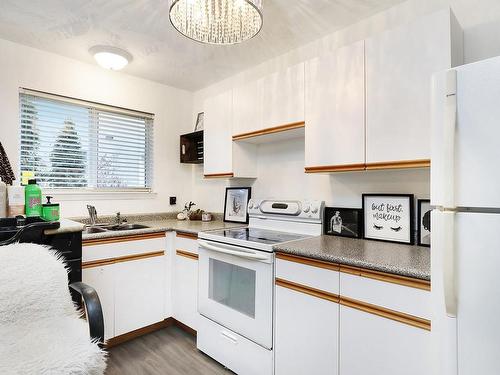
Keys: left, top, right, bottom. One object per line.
{"left": 19, "top": 89, "right": 154, "bottom": 191}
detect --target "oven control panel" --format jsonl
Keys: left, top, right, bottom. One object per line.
{"left": 248, "top": 199, "right": 324, "bottom": 220}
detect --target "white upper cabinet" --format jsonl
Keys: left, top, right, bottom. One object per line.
{"left": 365, "top": 9, "right": 462, "bottom": 165}
{"left": 262, "top": 62, "right": 305, "bottom": 129}
{"left": 203, "top": 90, "right": 234, "bottom": 177}
{"left": 233, "top": 79, "right": 263, "bottom": 136}
{"left": 305, "top": 40, "right": 365, "bottom": 171}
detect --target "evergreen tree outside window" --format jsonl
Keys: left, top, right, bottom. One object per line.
{"left": 19, "top": 90, "right": 154, "bottom": 191}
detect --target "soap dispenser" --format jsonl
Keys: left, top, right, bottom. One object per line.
{"left": 42, "top": 196, "right": 60, "bottom": 221}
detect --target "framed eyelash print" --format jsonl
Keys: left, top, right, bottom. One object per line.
{"left": 362, "top": 194, "right": 414, "bottom": 245}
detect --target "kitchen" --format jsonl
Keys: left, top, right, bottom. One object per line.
{"left": 0, "top": 0, "right": 499, "bottom": 374}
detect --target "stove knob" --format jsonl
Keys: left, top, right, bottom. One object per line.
{"left": 248, "top": 200, "right": 254, "bottom": 209}
{"left": 311, "top": 204, "right": 319, "bottom": 214}
{"left": 303, "top": 204, "right": 310, "bottom": 213}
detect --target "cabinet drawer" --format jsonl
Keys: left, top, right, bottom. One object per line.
{"left": 276, "top": 254, "right": 339, "bottom": 295}
{"left": 175, "top": 232, "right": 199, "bottom": 256}
{"left": 197, "top": 315, "right": 273, "bottom": 375}
{"left": 83, "top": 234, "right": 166, "bottom": 262}
{"left": 340, "top": 271, "right": 430, "bottom": 320}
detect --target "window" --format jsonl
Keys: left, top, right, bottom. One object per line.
{"left": 19, "top": 89, "right": 154, "bottom": 191}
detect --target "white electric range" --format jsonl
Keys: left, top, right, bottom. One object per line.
{"left": 197, "top": 199, "right": 324, "bottom": 375}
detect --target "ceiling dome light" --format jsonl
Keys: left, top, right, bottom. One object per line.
{"left": 169, "top": 0, "right": 263, "bottom": 45}
{"left": 89, "top": 46, "right": 132, "bottom": 70}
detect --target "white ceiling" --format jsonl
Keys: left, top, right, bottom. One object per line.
{"left": 0, "top": 0, "right": 405, "bottom": 91}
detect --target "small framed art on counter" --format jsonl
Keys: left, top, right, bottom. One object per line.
{"left": 362, "top": 194, "right": 414, "bottom": 244}
{"left": 223, "top": 187, "right": 251, "bottom": 224}
{"left": 324, "top": 207, "right": 363, "bottom": 238}
{"left": 417, "top": 199, "right": 431, "bottom": 247}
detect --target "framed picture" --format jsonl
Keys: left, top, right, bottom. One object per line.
{"left": 195, "top": 112, "right": 204, "bottom": 131}
{"left": 223, "top": 187, "right": 251, "bottom": 224}
{"left": 362, "top": 194, "right": 414, "bottom": 245}
{"left": 324, "top": 207, "right": 363, "bottom": 238}
{"left": 417, "top": 199, "right": 431, "bottom": 247}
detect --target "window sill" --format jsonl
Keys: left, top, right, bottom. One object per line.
{"left": 43, "top": 189, "right": 158, "bottom": 202}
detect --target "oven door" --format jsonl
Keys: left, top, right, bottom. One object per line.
{"left": 198, "top": 239, "right": 273, "bottom": 349}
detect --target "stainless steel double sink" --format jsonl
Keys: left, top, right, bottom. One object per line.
{"left": 84, "top": 223, "right": 149, "bottom": 234}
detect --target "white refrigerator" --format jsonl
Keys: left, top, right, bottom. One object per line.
{"left": 431, "top": 56, "right": 500, "bottom": 375}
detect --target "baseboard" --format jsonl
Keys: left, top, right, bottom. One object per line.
{"left": 106, "top": 317, "right": 197, "bottom": 348}
{"left": 173, "top": 318, "right": 197, "bottom": 337}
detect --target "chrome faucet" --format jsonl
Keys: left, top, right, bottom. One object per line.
{"left": 87, "top": 205, "right": 97, "bottom": 226}
{"left": 114, "top": 212, "right": 126, "bottom": 225}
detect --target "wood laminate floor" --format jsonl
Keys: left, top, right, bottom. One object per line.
{"left": 106, "top": 326, "right": 233, "bottom": 375}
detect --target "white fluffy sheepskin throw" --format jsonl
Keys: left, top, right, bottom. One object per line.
{"left": 0, "top": 243, "right": 107, "bottom": 375}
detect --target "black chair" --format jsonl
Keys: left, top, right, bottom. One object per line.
{"left": 0, "top": 221, "right": 104, "bottom": 345}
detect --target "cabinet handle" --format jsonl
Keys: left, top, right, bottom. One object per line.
{"left": 220, "top": 330, "right": 238, "bottom": 345}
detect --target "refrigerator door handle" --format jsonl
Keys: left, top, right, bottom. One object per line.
{"left": 442, "top": 69, "right": 457, "bottom": 208}
{"left": 443, "top": 211, "right": 457, "bottom": 317}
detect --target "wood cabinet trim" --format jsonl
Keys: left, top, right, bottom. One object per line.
{"left": 176, "top": 249, "right": 199, "bottom": 260}
{"left": 305, "top": 163, "right": 366, "bottom": 173}
{"left": 304, "top": 159, "right": 430, "bottom": 173}
{"left": 176, "top": 231, "right": 198, "bottom": 240}
{"left": 276, "top": 252, "right": 340, "bottom": 271}
{"left": 340, "top": 296, "right": 431, "bottom": 331}
{"left": 82, "top": 250, "right": 165, "bottom": 269}
{"left": 339, "top": 265, "right": 431, "bottom": 291}
{"left": 276, "top": 278, "right": 339, "bottom": 303}
{"left": 204, "top": 172, "right": 234, "bottom": 179}
{"left": 83, "top": 231, "right": 166, "bottom": 246}
{"left": 232, "top": 121, "right": 305, "bottom": 141}
{"left": 365, "top": 159, "right": 430, "bottom": 170}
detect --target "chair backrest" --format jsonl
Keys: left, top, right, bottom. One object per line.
{"left": 0, "top": 243, "right": 76, "bottom": 325}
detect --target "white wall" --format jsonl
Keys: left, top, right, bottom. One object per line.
{"left": 0, "top": 38, "right": 194, "bottom": 217}
{"left": 190, "top": 0, "right": 500, "bottom": 212}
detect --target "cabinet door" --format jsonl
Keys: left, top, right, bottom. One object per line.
{"left": 233, "top": 79, "right": 263, "bottom": 136}
{"left": 203, "top": 90, "right": 233, "bottom": 176}
{"left": 173, "top": 250, "right": 199, "bottom": 330}
{"left": 275, "top": 285, "right": 338, "bottom": 375}
{"left": 114, "top": 255, "right": 166, "bottom": 336}
{"left": 305, "top": 41, "right": 365, "bottom": 169}
{"left": 82, "top": 265, "right": 115, "bottom": 340}
{"left": 262, "top": 63, "right": 305, "bottom": 129}
{"left": 365, "top": 10, "right": 452, "bottom": 163}
{"left": 340, "top": 305, "right": 431, "bottom": 375}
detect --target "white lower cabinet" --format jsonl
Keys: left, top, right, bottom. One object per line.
{"left": 114, "top": 256, "right": 165, "bottom": 336}
{"left": 275, "top": 285, "right": 338, "bottom": 375}
{"left": 172, "top": 234, "right": 199, "bottom": 330}
{"left": 82, "top": 265, "right": 115, "bottom": 340}
{"left": 82, "top": 234, "right": 167, "bottom": 340}
{"left": 274, "top": 254, "right": 431, "bottom": 375}
{"left": 340, "top": 305, "right": 431, "bottom": 375}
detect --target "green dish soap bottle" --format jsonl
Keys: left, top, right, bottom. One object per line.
{"left": 25, "top": 179, "right": 42, "bottom": 217}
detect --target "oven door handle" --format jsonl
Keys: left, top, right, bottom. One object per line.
{"left": 198, "top": 240, "right": 271, "bottom": 262}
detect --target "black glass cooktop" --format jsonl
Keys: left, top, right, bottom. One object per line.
{"left": 216, "top": 227, "right": 308, "bottom": 245}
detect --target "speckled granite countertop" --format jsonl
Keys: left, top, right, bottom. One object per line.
{"left": 273, "top": 235, "right": 430, "bottom": 281}
{"left": 44, "top": 219, "right": 85, "bottom": 235}
{"left": 72, "top": 212, "right": 245, "bottom": 241}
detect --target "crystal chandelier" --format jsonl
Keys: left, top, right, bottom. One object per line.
{"left": 169, "top": 0, "right": 263, "bottom": 45}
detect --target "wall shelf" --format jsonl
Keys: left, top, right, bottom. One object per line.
{"left": 180, "top": 130, "right": 204, "bottom": 164}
